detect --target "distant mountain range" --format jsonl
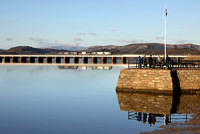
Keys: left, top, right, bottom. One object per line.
{"left": 0, "top": 46, "right": 68, "bottom": 54}
{"left": 88, "top": 43, "right": 200, "bottom": 55}
{"left": 0, "top": 43, "right": 199, "bottom": 55}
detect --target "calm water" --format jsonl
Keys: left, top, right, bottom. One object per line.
{"left": 0, "top": 65, "right": 195, "bottom": 134}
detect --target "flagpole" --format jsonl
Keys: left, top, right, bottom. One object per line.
{"left": 165, "top": 4, "right": 167, "bottom": 63}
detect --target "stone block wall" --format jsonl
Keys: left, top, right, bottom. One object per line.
{"left": 116, "top": 69, "right": 173, "bottom": 92}
{"left": 116, "top": 68, "right": 200, "bottom": 93}
{"left": 177, "top": 69, "right": 200, "bottom": 91}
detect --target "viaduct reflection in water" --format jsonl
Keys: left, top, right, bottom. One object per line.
{"left": 58, "top": 65, "right": 112, "bottom": 70}
{"left": 116, "top": 91, "right": 200, "bottom": 126}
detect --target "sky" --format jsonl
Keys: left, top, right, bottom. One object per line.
{"left": 0, "top": 0, "right": 200, "bottom": 49}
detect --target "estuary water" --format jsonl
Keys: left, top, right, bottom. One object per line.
{"left": 0, "top": 65, "right": 196, "bottom": 134}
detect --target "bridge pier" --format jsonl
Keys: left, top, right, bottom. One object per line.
{"left": 122, "top": 57, "right": 127, "bottom": 64}
{"left": 4, "top": 57, "right": 11, "bottom": 63}
{"left": 38, "top": 57, "right": 44, "bottom": 63}
{"left": 0, "top": 57, "right": 3, "bottom": 63}
{"left": 102, "top": 57, "right": 107, "bottom": 64}
{"left": 22, "top": 57, "right": 28, "bottom": 63}
{"left": 30, "top": 57, "right": 36, "bottom": 63}
{"left": 47, "top": 57, "right": 53, "bottom": 63}
{"left": 64, "top": 57, "right": 70, "bottom": 64}
{"left": 92, "top": 57, "right": 97, "bottom": 64}
{"left": 112, "top": 57, "right": 117, "bottom": 64}
{"left": 21, "top": 57, "right": 29, "bottom": 63}
{"left": 56, "top": 57, "right": 61, "bottom": 63}
{"left": 74, "top": 57, "right": 79, "bottom": 63}
{"left": 13, "top": 57, "right": 20, "bottom": 63}
{"left": 83, "top": 57, "right": 88, "bottom": 64}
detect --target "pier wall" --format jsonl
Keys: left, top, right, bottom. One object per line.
{"left": 116, "top": 69, "right": 200, "bottom": 93}
{"left": 176, "top": 69, "right": 200, "bottom": 92}
{"left": 116, "top": 69, "right": 173, "bottom": 93}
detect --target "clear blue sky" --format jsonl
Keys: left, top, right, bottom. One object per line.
{"left": 0, "top": 0, "right": 199, "bottom": 49}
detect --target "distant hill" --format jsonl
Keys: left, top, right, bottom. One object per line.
{"left": 0, "top": 49, "right": 5, "bottom": 52}
{"left": 87, "top": 43, "right": 200, "bottom": 55}
{"left": 0, "top": 46, "right": 68, "bottom": 54}
{"left": 0, "top": 43, "right": 199, "bottom": 55}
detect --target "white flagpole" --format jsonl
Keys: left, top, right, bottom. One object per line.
{"left": 165, "top": 4, "right": 167, "bottom": 63}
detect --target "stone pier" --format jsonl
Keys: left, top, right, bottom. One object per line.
{"left": 116, "top": 68, "right": 200, "bottom": 93}
{"left": 30, "top": 57, "right": 36, "bottom": 63}
{"left": 13, "top": 57, "right": 20, "bottom": 63}
{"left": 83, "top": 57, "right": 88, "bottom": 64}
{"left": 38, "top": 57, "right": 44, "bottom": 63}
{"left": 21, "top": 57, "right": 28, "bottom": 63}
{"left": 5, "top": 57, "right": 11, "bottom": 63}
{"left": 92, "top": 57, "right": 97, "bottom": 64}
{"left": 73, "top": 57, "right": 79, "bottom": 63}
{"left": 122, "top": 57, "right": 126, "bottom": 64}
{"left": 56, "top": 57, "right": 61, "bottom": 63}
{"left": 116, "top": 69, "right": 173, "bottom": 93}
{"left": 112, "top": 57, "right": 117, "bottom": 64}
{"left": 176, "top": 69, "right": 200, "bottom": 92}
{"left": 102, "top": 57, "right": 107, "bottom": 64}
{"left": 64, "top": 57, "right": 70, "bottom": 64}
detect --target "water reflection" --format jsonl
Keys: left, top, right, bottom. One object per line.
{"left": 91, "top": 66, "right": 112, "bottom": 70}
{"left": 58, "top": 65, "right": 112, "bottom": 70}
{"left": 116, "top": 91, "right": 200, "bottom": 126}
{"left": 58, "top": 66, "right": 79, "bottom": 70}
{"left": 128, "top": 112, "right": 170, "bottom": 126}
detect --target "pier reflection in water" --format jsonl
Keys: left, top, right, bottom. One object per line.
{"left": 116, "top": 91, "right": 200, "bottom": 126}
